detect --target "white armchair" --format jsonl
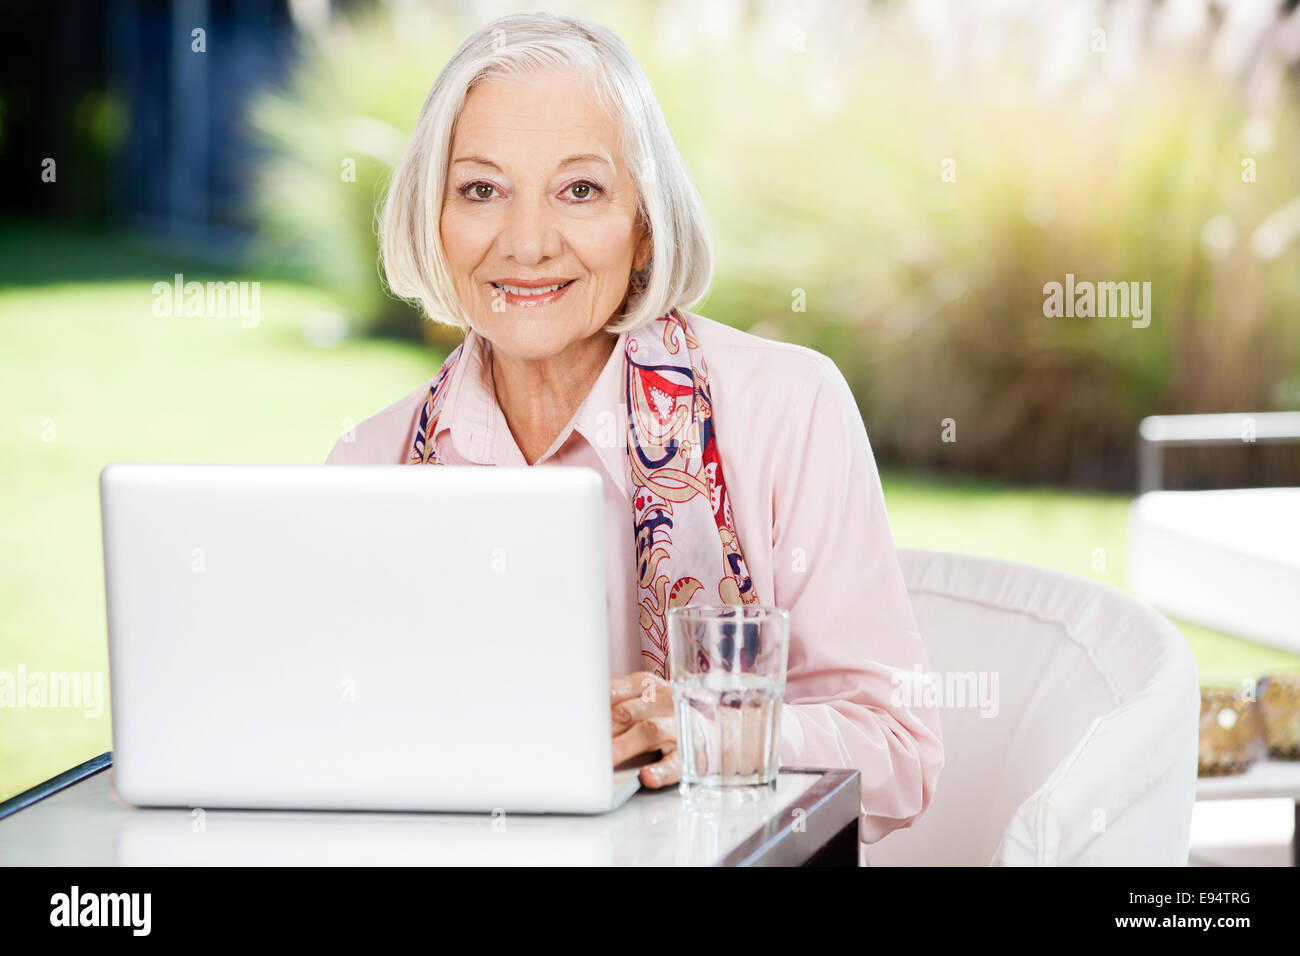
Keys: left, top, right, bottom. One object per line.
{"left": 863, "top": 549, "right": 1200, "bottom": 866}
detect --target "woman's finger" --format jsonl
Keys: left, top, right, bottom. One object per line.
{"left": 609, "top": 671, "right": 670, "bottom": 707}
{"left": 611, "top": 714, "right": 676, "bottom": 765}
{"left": 639, "top": 747, "right": 680, "bottom": 789}
{"left": 611, "top": 691, "right": 673, "bottom": 731}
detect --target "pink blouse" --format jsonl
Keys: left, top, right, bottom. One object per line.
{"left": 325, "top": 310, "right": 944, "bottom": 844}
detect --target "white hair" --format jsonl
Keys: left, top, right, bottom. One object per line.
{"left": 379, "top": 11, "right": 714, "bottom": 333}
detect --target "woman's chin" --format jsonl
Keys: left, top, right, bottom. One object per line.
{"left": 475, "top": 314, "right": 596, "bottom": 361}
{"left": 479, "top": 325, "right": 581, "bottom": 363}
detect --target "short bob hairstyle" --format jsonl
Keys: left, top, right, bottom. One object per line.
{"left": 379, "top": 12, "right": 714, "bottom": 334}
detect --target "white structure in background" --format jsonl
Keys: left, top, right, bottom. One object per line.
{"left": 1128, "top": 413, "right": 1300, "bottom": 655}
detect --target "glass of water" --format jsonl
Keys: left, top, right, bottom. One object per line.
{"left": 666, "top": 605, "right": 790, "bottom": 800}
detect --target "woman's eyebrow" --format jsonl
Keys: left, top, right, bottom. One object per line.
{"left": 450, "top": 153, "right": 614, "bottom": 173}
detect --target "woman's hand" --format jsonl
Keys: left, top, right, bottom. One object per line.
{"left": 610, "top": 671, "right": 679, "bottom": 789}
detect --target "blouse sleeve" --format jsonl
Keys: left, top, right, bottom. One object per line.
{"left": 324, "top": 436, "right": 352, "bottom": 464}
{"left": 770, "top": 354, "right": 945, "bottom": 844}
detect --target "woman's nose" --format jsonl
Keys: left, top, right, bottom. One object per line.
{"left": 497, "top": 190, "right": 561, "bottom": 261}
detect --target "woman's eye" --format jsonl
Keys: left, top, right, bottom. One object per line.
{"left": 567, "top": 180, "right": 604, "bottom": 201}
{"left": 460, "top": 182, "right": 495, "bottom": 201}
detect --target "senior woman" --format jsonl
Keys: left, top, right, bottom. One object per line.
{"left": 326, "top": 12, "right": 943, "bottom": 846}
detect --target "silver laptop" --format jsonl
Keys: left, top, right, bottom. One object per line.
{"left": 100, "top": 463, "right": 640, "bottom": 814}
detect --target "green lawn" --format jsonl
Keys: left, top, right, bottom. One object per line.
{"left": 2, "top": 226, "right": 1296, "bottom": 804}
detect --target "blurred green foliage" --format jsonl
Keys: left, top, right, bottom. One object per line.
{"left": 248, "top": 3, "right": 1300, "bottom": 487}
{"left": 248, "top": 6, "right": 464, "bottom": 345}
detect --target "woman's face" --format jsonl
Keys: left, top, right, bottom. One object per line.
{"left": 440, "top": 70, "right": 650, "bottom": 362}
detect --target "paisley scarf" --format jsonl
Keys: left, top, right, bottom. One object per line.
{"left": 406, "top": 308, "right": 760, "bottom": 678}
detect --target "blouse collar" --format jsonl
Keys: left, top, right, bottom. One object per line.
{"left": 428, "top": 326, "right": 630, "bottom": 493}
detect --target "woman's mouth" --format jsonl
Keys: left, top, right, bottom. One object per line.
{"left": 489, "top": 279, "right": 576, "bottom": 308}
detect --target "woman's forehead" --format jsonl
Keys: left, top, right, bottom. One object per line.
{"left": 452, "top": 93, "right": 624, "bottom": 173}
{"left": 456, "top": 71, "right": 618, "bottom": 138}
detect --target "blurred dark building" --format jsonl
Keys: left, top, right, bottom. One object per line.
{"left": 0, "top": 0, "right": 313, "bottom": 246}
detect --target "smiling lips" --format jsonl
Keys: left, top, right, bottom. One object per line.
{"left": 638, "top": 367, "right": 693, "bottom": 426}
{"left": 489, "top": 277, "right": 576, "bottom": 308}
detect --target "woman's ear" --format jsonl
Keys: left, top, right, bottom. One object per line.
{"left": 633, "top": 229, "right": 652, "bottom": 272}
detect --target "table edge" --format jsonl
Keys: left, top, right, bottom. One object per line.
{"left": 0, "top": 751, "right": 112, "bottom": 821}
{"left": 0, "top": 756, "right": 859, "bottom": 859}
{"left": 718, "top": 767, "right": 860, "bottom": 866}
{"left": 1194, "top": 757, "right": 1300, "bottom": 799}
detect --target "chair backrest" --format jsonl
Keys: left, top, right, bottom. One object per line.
{"left": 863, "top": 549, "right": 1199, "bottom": 866}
